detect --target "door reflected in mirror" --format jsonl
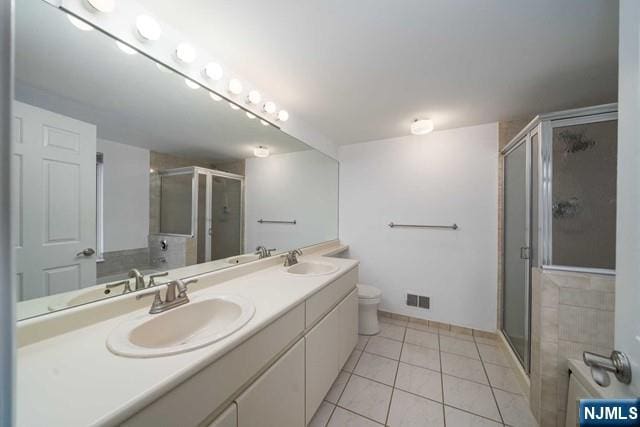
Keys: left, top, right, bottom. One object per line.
{"left": 13, "top": 0, "right": 339, "bottom": 319}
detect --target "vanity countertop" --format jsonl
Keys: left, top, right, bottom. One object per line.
{"left": 17, "top": 247, "right": 356, "bottom": 426}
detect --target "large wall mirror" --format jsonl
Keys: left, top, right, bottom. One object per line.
{"left": 14, "top": 0, "right": 339, "bottom": 320}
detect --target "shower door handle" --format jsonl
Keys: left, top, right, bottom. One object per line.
{"left": 520, "top": 246, "right": 530, "bottom": 260}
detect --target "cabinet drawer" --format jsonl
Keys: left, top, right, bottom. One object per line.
{"left": 207, "top": 403, "right": 236, "bottom": 427}
{"left": 305, "top": 266, "right": 358, "bottom": 328}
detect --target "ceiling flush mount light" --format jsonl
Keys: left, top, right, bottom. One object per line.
{"left": 175, "top": 43, "right": 197, "bottom": 64}
{"left": 228, "top": 78, "right": 243, "bottom": 95}
{"left": 277, "top": 110, "right": 289, "bottom": 122}
{"left": 115, "top": 41, "right": 137, "bottom": 55}
{"left": 254, "top": 146, "right": 270, "bottom": 158}
{"left": 85, "top": 0, "right": 115, "bottom": 13}
{"left": 203, "top": 62, "right": 223, "bottom": 81}
{"left": 136, "top": 15, "right": 161, "bottom": 41}
{"left": 209, "top": 92, "right": 222, "bottom": 102}
{"left": 184, "top": 79, "right": 199, "bottom": 90}
{"left": 67, "top": 14, "right": 93, "bottom": 31}
{"left": 410, "top": 118, "right": 434, "bottom": 135}
{"left": 263, "top": 101, "right": 276, "bottom": 115}
{"left": 247, "top": 90, "right": 262, "bottom": 105}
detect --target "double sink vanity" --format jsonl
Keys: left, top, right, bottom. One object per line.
{"left": 17, "top": 241, "right": 358, "bottom": 426}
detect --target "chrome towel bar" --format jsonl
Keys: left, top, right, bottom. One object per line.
{"left": 258, "top": 219, "right": 297, "bottom": 225}
{"left": 388, "top": 222, "right": 458, "bottom": 230}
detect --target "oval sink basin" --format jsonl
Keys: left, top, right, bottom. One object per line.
{"left": 48, "top": 286, "right": 114, "bottom": 311}
{"left": 226, "top": 254, "right": 260, "bottom": 265}
{"left": 107, "top": 295, "right": 255, "bottom": 358}
{"left": 286, "top": 261, "right": 338, "bottom": 276}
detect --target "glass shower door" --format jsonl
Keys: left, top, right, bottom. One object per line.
{"left": 503, "top": 139, "right": 531, "bottom": 371}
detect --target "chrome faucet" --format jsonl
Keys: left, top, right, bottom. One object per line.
{"left": 136, "top": 278, "right": 198, "bottom": 314}
{"left": 128, "top": 268, "right": 146, "bottom": 290}
{"left": 282, "top": 249, "right": 303, "bottom": 267}
{"left": 255, "top": 245, "right": 276, "bottom": 259}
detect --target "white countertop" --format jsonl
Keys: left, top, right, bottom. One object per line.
{"left": 17, "top": 249, "right": 357, "bottom": 426}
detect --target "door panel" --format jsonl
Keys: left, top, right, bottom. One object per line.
{"left": 13, "top": 101, "right": 96, "bottom": 300}
{"left": 502, "top": 140, "right": 530, "bottom": 370}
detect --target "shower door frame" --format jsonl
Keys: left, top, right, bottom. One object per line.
{"left": 157, "top": 166, "right": 245, "bottom": 261}
{"left": 500, "top": 103, "right": 618, "bottom": 373}
{"left": 501, "top": 133, "right": 535, "bottom": 372}
{"left": 540, "top": 110, "right": 618, "bottom": 275}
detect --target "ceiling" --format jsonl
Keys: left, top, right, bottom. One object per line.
{"left": 15, "top": 0, "right": 310, "bottom": 161}
{"left": 136, "top": 0, "right": 619, "bottom": 145}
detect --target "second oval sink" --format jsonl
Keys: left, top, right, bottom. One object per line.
{"left": 107, "top": 295, "right": 255, "bottom": 358}
{"left": 286, "top": 261, "right": 338, "bottom": 276}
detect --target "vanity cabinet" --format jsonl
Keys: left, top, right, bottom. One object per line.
{"left": 236, "top": 339, "right": 305, "bottom": 427}
{"left": 207, "top": 403, "right": 237, "bottom": 427}
{"left": 305, "top": 288, "right": 358, "bottom": 423}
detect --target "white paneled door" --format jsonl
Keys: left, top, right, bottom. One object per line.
{"left": 12, "top": 101, "right": 96, "bottom": 300}
{"left": 615, "top": 0, "right": 640, "bottom": 395}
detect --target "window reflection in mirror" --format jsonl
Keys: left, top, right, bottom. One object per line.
{"left": 13, "top": 0, "right": 339, "bottom": 319}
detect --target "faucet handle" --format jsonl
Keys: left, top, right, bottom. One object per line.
{"left": 136, "top": 285, "right": 165, "bottom": 304}
{"left": 148, "top": 271, "right": 169, "bottom": 287}
{"left": 176, "top": 278, "right": 198, "bottom": 297}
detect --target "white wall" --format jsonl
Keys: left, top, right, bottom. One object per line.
{"left": 97, "top": 139, "right": 149, "bottom": 252}
{"left": 244, "top": 150, "right": 339, "bottom": 253}
{"left": 339, "top": 123, "right": 499, "bottom": 331}
{"left": 615, "top": 0, "right": 640, "bottom": 395}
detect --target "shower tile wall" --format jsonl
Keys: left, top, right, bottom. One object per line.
{"left": 530, "top": 268, "right": 615, "bottom": 426}
{"left": 96, "top": 247, "right": 150, "bottom": 278}
{"left": 148, "top": 234, "right": 197, "bottom": 270}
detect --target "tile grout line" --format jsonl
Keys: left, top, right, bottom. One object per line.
{"left": 324, "top": 344, "right": 366, "bottom": 427}
{"left": 383, "top": 326, "right": 406, "bottom": 426}
{"left": 438, "top": 331, "right": 447, "bottom": 427}
{"left": 474, "top": 336, "right": 506, "bottom": 425}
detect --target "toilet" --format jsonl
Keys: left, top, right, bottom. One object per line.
{"left": 357, "top": 284, "right": 382, "bottom": 335}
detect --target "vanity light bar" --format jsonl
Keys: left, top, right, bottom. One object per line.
{"left": 70, "top": 1, "right": 289, "bottom": 127}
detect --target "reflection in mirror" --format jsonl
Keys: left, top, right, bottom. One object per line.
{"left": 13, "top": 0, "right": 339, "bottom": 319}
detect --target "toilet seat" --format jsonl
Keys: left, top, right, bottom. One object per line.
{"left": 357, "top": 284, "right": 382, "bottom": 300}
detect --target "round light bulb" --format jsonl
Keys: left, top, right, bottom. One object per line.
{"left": 203, "top": 62, "right": 223, "bottom": 81}
{"left": 263, "top": 101, "right": 276, "bottom": 114}
{"left": 175, "top": 43, "right": 197, "bottom": 64}
{"left": 260, "top": 120, "right": 269, "bottom": 126}
{"left": 229, "top": 103, "right": 240, "bottom": 110}
{"left": 115, "top": 41, "right": 137, "bottom": 55}
{"left": 247, "top": 90, "right": 262, "bottom": 105}
{"left": 254, "top": 146, "right": 270, "bottom": 158}
{"left": 228, "top": 78, "right": 243, "bottom": 95}
{"left": 86, "top": 0, "right": 115, "bottom": 13}
{"left": 277, "top": 110, "right": 289, "bottom": 122}
{"left": 209, "top": 92, "right": 222, "bottom": 102}
{"left": 136, "top": 15, "right": 161, "bottom": 41}
{"left": 246, "top": 112, "right": 256, "bottom": 119}
{"left": 184, "top": 79, "right": 199, "bottom": 90}
{"left": 67, "top": 14, "right": 93, "bottom": 31}
{"left": 410, "top": 119, "right": 434, "bottom": 135}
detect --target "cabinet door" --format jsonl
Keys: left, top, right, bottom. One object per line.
{"left": 305, "top": 305, "right": 340, "bottom": 424}
{"left": 207, "top": 403, "right": 237, "bottom": 427}
{"left": 236, "top": 339, "right": 305, "bottom": 427}
{"left": 338, "top": 288, "right": 359, "bottom": 368}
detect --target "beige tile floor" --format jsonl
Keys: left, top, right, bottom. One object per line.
{"left": 309, "top": 316, "right": 538, "bottom": 427}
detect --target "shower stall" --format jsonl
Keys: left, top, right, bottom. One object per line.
{"left": 501, "top": 104, "right": 617, "bottom": 371}
{"left": 155, "top": 166, "right": 244, "bottom": 263}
